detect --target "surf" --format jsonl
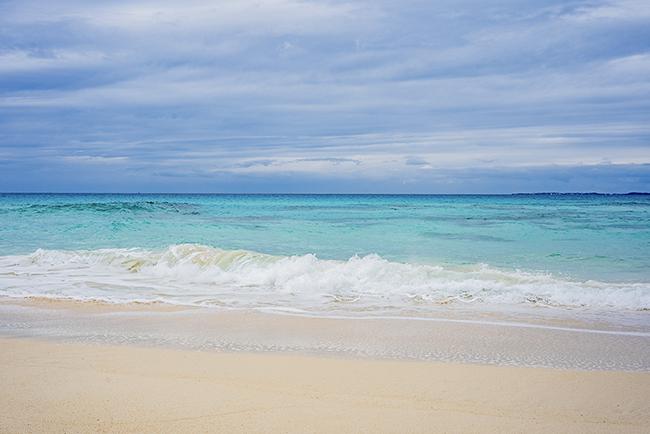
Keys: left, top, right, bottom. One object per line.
{"left": 1, "top": 244, "right": 648, "bottom": 311}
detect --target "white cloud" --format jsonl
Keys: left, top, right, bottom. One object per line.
{"left": 1, "top": 1, "right": 648, "bottom": 192}
{"left": 63, "top": 155, "right": 129, "bottom": 164}
{"left": 0, "top": 50, "right": 108, "bottom": 73}
{"left": 85, "top": 123, "right": 646, "bottom": 178}
{"left": 603, "top": 53, "right": 650, "bottom": 78}
{"left": 5, "top": 0, "right": 369, "bottom": 36}
{"left": 564, "top": 0, "right": 650, "bottom": 22}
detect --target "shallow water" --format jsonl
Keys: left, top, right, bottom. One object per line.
{"left": 1, "top": 302, "right": 649, "bottom": 371}
{"left": 1, "top": 194, "right": 649, "bottom": 320}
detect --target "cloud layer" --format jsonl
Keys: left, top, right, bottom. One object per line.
{"left": 1, "top": 0, "right": 649, "bottom": 192}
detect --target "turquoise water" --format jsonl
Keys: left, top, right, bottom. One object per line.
{"left": 1, "top": 193, "right": 649, "bottom": 312}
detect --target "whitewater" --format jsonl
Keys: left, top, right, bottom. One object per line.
{"left": 1, "top": 243, "right": 648, "bottom": 313}
{"left": 1, "top": 193, "right": 649, "bottom": 320}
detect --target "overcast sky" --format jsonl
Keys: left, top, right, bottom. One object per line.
{"left": 1, "top": 0, "right": 649, "bottom": 193}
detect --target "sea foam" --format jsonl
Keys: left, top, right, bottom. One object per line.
{"left": 0, "top": 244, "right": 650, "bottom": 312}
{"left": 0, "top": 244, "right": 648, "bottom": 312}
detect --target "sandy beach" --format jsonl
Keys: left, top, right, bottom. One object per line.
{"left": 0, "top": 336, "right": 648, "bottom": 433}
{"left": 3, "top": 0, "right": 650, "bottom": 429}
{"left": 1, "top": 297, "right": 649, "bottom": 433}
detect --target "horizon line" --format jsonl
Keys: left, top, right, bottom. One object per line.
{"left": 1, "top": 192, "right": 648, "bottom": 196}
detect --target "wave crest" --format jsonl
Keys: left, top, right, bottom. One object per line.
{"left": 1, "top": 244, "right": 648, "bottom": 311}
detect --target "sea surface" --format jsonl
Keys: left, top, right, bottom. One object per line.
{"left": 1, "top": 193, "right": 649, "bottom": 321}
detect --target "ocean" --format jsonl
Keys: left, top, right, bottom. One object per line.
{"left": 1, "top": 193, "right": 649, "bottom": 318}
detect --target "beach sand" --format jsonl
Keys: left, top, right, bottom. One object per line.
{"left": 1, "top": 336, "right": 649, "bottom": 433}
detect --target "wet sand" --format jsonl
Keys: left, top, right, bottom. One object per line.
{"left": 1, "top": 298, "right": 649, "bottom": 370}
{"left": 1, "top": 298, "right": 649, "bottom": 432}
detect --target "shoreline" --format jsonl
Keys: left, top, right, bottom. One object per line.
{"left": 2, "top": 297, "right": 649, "bottom": 371}
{"left": 1, "top": 336, "right": 649, "bottom": 433}
{"left": 2, "top": 296, "right": 650, "bottom": 432}
{"left": 5, "top": 295, "right": 650, "bottom": 334}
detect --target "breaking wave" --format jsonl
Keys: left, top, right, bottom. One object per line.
{"left": 0, "top": 244, "right": 648, "bottom": 311}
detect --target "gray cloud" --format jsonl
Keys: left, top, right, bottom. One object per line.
{"left": 0, "top": 0, "right": 648, "bottom": 192}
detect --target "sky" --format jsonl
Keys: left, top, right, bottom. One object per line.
{"left": 0, "top": 0, "right": 649, "bottom": 193}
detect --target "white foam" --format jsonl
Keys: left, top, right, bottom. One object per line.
{"left": 0, "top": 244, "right": 648, "bottom": 311}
